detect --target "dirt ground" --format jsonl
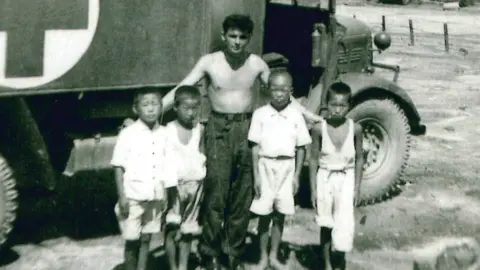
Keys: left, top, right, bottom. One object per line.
{"left": 2, "top": 4, "right": 480, "bottom": 270}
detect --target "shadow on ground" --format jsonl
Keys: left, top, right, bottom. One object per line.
{"left": 110, "top": 233, "right": 328, "bottom": 270}
{"left": 0, "top": 168, "right": 322, "bottom": 269}
{"left": 0, "top": 169, "right": 119, "bottom": 267}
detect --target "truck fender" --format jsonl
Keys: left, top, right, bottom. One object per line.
{"left": 339, "top": 73, "right": 425, "bottom": 135}
{"left": 0, "top": 98, "right": 56, "bottom": 190}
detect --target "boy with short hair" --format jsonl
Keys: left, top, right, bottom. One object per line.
{"left": 164, "top": 85, "right": 206, "bottom": 270}
{"left": 112, "top": 89, "right": 177, "bottom": 270}
{"left": 309, "top": 82, "right": 364, "bottom": 270}
{"left": 248, "top": 70, "right": 312, "bottom": 270}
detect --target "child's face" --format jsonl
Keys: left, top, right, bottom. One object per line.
{"left": 327, "top": 93, "right": 350, "bottom": 120}
{"left": 134, "top": 93, "right": 162, "bottom": 125}
{"left": 175, "top": 97, "right": 200, "bottom": 125}
{"left": 222, "top": 28, "right": 251, "bottom": 55}
{"left": 269, "top": 82, "right": 292, "bottom": 108}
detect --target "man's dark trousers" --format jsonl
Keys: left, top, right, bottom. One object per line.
{"left": 199, "top": 111, "right": 254, "bottom": 259}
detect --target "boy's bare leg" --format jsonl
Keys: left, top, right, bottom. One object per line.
{"left": 137, "top": 234, "right": 151, "bottom": 270}
{"left": 124, "top": 240, "right": 140, "bottom": 270}
{"left": 165, "top": 226, "right": 178, "bottom": 270}
{"left": 178, "top": 234, "right": 192, "bottom": 270}
{"left": 320, "top": 227, "right": 333, "bottom": 270}
{"left": 257, "top": 215, "right": 271, "bottom": 269}
{"left": 269, "top": 212, "right": 285, "bottom": 270}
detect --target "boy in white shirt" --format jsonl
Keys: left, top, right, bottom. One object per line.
{"left": 164, "top": 85, "right": 206, "bottom": 270}
{"left": 248, "top": 70, "right": 313, "bottom": 270}
{"left": 112, "top": 88, "right": 177, "bottom": 270}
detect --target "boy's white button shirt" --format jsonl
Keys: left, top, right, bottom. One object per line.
{"left": 111, "top": 120, "right": 177, "bottom": 201}
{"left": 248, "top": 103, "right": 312, "bottom": 157}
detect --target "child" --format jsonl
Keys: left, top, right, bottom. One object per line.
{"left": 248, "top": 70, "right": 312, "bottom": 270}
{"left": 111, "top": 89, "right": 177, "bottom": 270}
{"left": 309, "top": 82, "right": 364, "bottom": 270}
{"left": 164, "top": 85, "right": 206, "bottom": 270}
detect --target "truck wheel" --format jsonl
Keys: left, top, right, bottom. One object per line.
{"left": 0, "top": 155, "right": 17, "bottom": 248}
{"left": 347, "top": 99, "right": 411, "bottom": 205}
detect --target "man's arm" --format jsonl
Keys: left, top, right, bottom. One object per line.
{"left": 162, "top": 55, "right": 210, "bottom": 112}
{"left": 354, "top": 122, "right": 364, "bottom": 204}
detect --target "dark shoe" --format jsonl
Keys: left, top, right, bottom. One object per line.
{"left": 204, "top": 255, "right": 221, "bottom": 270}
{"left": 228, "top": 256, "right": 244, "bottom": 270}
{"left": 124, "top": 241, "right": 139, "bottom": 270}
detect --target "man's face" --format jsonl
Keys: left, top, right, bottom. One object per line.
{"left": 134, "top": 93, "right": 162, "bottom": 125}
{"left": 222, "top": 28, "right": 251, "bottom": 54}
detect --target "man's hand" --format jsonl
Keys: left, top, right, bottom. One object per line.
{"left": 319, "top": 108, "right": 329, "bottom": 119}
{"left": 118, "top": 195, "right": 129, "bottom": 218}
{"left": 293, "top": 176, "right": 300, "bottom": 195}
{"left": 304, "top": 111, "right": 324, "bottom": 124}
{"left": 310, "top": 189, "right": 317, "bottom": 210}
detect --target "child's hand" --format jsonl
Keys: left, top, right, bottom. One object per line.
{"left": 292, "top": 176, "right": 300, "bottom": 195}
{"left": 254, "top": 179, "right": 261, "bottom": 199}
{"left": 118, "top": 196, "right": 129, "bottom": 218}
{"left": 174, "top": 230, "right": 182, "bottom": 242}
{"left": 354, "top": 190, "right": 361, "bottom": 207}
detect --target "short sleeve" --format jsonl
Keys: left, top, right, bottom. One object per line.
{"left": 295, "top": 114, "right": 312, "bottom": 147}
{"left": 248, "top": 110, "right": 263, "bottom": 144}
{"left": 110, "top": 129, "right": 129, "bottom": 168}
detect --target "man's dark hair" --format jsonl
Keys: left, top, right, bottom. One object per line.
{"left": 133, "top": 87, "right": 162, "bottom": 105}
{"left": 326, "top": 82, "right": 352, "bottom": 104}
{"left": 174, "top": 85, "right": 201, "bottom": 106}
{"left": 222, "top": 14, "right": 254, "bottom": 34}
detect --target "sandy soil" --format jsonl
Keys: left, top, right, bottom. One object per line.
{"left": 2, "top": 4, "right": 480, "bottom": 270}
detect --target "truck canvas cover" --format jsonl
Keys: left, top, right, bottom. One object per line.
{"left": 0, "top": 0, "right": 265, "bottom": 96}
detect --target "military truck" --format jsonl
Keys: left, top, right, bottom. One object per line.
{"left": 0, "top": 0, "right": 425, "bottom": 248}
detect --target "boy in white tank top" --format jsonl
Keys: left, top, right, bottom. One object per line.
{"left": 248, "top": 70, "right": 312, "bottom": 270}
{"left": 309, "top": 82, "right": 364, "bottom": 270}
{"left": 164, "top": 86, "right": 206, "bottom": 270}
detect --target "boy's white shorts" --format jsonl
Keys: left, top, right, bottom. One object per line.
{"left": 114, "top": 199, "right": 166, "bottom": 241}
{"left": 250, "top": 157, "right": 296, "bottom": 216}
{"left": 315, "top": 168, "right": 355, "bottom": 252}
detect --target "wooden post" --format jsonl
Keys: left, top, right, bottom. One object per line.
{"left": 444, "top": 23, "right": 449, "bottom": 53}
{"left": 409, "top": 19, "right": 415, "bottom": 46}
{"left": 382, "top": 15, "right": 386, "bottom": 31}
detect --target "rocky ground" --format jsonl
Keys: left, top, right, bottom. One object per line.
{"left": 2, "top": 3, "right": 480, "bottom": 270}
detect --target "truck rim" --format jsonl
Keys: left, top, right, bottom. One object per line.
{"left": 360, "top": 118, "right": 390, "bottom": 178}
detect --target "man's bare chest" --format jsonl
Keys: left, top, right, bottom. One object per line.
{"left": 206, "top": 61, "right": 259, "bottom": 90}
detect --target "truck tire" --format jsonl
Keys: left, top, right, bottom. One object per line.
{"left": 0, "top": 155, "right": 17, "bottom": 248}
{"left": 347, "top": 98, "right": 411, "bottom": 205}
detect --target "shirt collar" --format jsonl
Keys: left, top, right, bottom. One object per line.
{"left": 266, "top": 102, "right": 292, "bottom": 118}
{"left": 135, "top": 119, "right": 161, "bottom": 131}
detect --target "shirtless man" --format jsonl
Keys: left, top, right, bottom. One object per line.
{"left": 161, "top": 14, "right": 322, "bottom": 270}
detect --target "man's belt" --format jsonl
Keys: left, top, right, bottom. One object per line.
{"left": 260, "top": 155, "right": 295, "bottom": 160}
{"left": 211, "top": 110, "right": 253, "bottom": 121}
